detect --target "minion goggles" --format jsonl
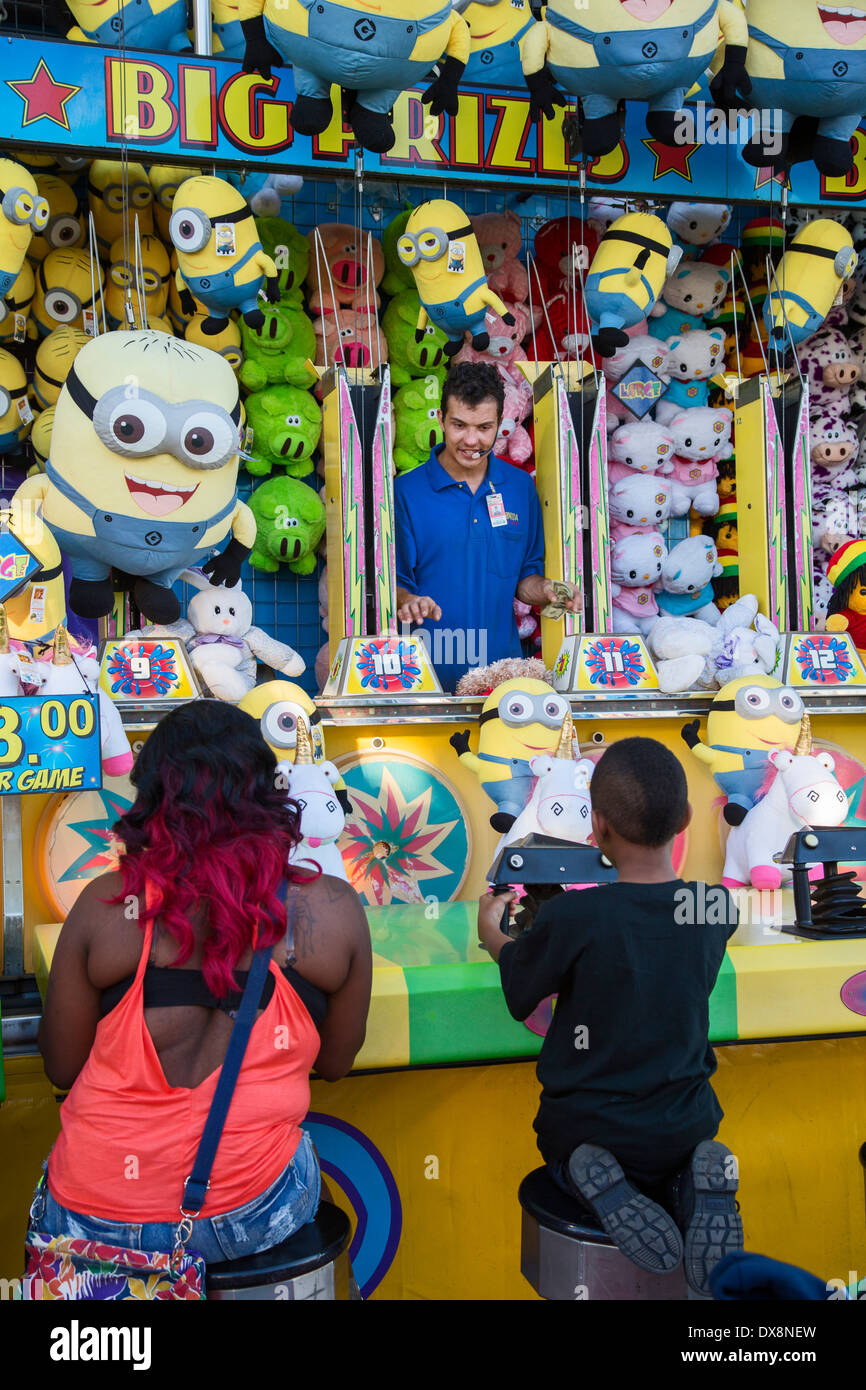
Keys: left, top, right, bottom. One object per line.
{"left": 66, "top": 363, "right": 242, "bottom": 471}
{"left": 1, "top": 185, "right": 49, "bottom": 233}
{"left": 479, "top": 689, "right": 571, "bottom": 728}
{"left": 169, "top": 203, "right": 253, "bottom": 254}
{"left": 397, "top": 222, "right": 474, "bottom": 268}
{"left": 0, "top": 382, "right": 27, "bottom": 418}
{"left": 712, "top": 686, "right": 804, "bottom": 722}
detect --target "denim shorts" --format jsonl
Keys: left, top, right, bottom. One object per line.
{"left": 32, "top": 1130, "right": 320, "bottom": 1265}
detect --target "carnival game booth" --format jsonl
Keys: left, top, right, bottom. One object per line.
{"left": 1, "top": 2, "right": 866, "bottom": 1301}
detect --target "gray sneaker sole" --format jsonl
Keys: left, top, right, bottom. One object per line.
{"left": 567, "top": 1144, "right": 683, "bottom": 1275}
{"left": 683, "top": 1140, "right": 744, "bottom": 1295}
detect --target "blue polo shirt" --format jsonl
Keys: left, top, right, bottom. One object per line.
{"left": 394, "top": 446, "right": 545, "bottom": 692}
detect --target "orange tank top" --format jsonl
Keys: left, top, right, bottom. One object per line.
{"left": 48, "top": 893, "right": 321, "bottom": 1222}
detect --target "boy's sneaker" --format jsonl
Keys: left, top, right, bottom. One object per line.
{"left": 567, "top": 1144, "right": 683, "bottom": 1275}
{"left": 675, "top": 1140, "right": 743, "bottom": 1295}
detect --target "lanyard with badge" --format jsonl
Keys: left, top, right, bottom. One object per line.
{"left": 486, "top": 479, "right": 507, "bottom": 528}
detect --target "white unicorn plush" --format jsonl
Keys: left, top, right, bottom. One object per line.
{"left": 282, "top": 716, "right": 348, "bottom": 881}
{"left": 0, "top": 605, "right": 24, "bottom": 697}
{"left": 32, "top": 626, "right": 133, "bottom": 779}
{"left": 722, "top": 715, "right": 849, "bottom": 890}
{"left": 499, "top": 715, "right": 595, "bottom": 852}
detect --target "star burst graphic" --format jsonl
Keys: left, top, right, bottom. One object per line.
{"left": 59, "top": 788, "right": 133, "bottom": 883}
{"left": 340, "top": 767, "right": 459, "bottom": 906}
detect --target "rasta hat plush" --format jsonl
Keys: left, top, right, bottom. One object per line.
{"left": 827, "top": 539, "right": 866, "bottom": 590}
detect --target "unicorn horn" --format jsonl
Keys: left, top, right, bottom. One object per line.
{"left": 554, "top": 712, "right": 576, "bottom": 759}
{"left": 293, "top": 716, "right": 313, "bottom": 764}
{"left": 0, "top": 605, "right": 8, "bottom": 655}
{"left": 794, "top": 712, "right": 812, "bottom": 756}
{"left": 53, "top": 624, "right": 73, "bottom": 666}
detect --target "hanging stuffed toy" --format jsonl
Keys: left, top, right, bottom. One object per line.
{"left": 825, "top": 539, "right": 866, "bottom": 656}
{"left": 105, "top": 233, "right": 171, "bottom": 332}
{"left": 0, "top": 159, "right": 49, "bottom": 302}
{"left": 29, "top": 249, "right": 104, "bottom": 341}
{"left": 64, "top": 0, "right": 190, "bottom": 50}
{"left": 521, "top": 0, "right": 750, "bottom": 158}
{"left": 397, "top": 199, "right": 515, "bottom": 355}
{"left": 14, "top": 329, "right": 255, "bottom": 625}
{"left": 455, "top": 0, "right": 538, "bottom": 89}
{"left": 241, "top": 0, "right": 471, "bottom": 154}
{"left": 585, "top": 213, "right": 681, "bottom": 358}
{"left": 27, "top": 174, "right": 85, "bottom": 267}
{"left": 211, "top": 0, "right": 262, "bottom": 61}
{"left": 88, "top": 161, "right": 154, "bottom": 258}
{"left": 170, "top": 175, "right": 280, "bottom": 335}
{"left": 0, "top": 347, "right": 33, "bottom": 461}
{"left": 732, "top": 0, "right": 866, "bottom": 176}
{"left": 764, "top": 221, "right": 857, "bottom": 348}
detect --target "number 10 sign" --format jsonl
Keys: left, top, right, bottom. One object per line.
{"left": 0, "top": 694, "right": 102, "bottom": 796}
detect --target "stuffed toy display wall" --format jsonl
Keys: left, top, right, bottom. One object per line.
{"left": 0, "top": 159, "right": 49, "bottom": 302}
{"left": 764, "top": 221, "right": 858, "bottom": 348}
{"left": 170, "top": 176, "right": 279, "bottom": 335}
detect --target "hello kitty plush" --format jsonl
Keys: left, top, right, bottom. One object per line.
{"left": 666, "top": 202, "right": 732, "bottom": 257}
{"left": 607, "top": 420, "right": 675, "bottom": 484}
{"left": 608, "top": 473, "right": 673, "bottom": 542}
{"left": 132, "top": 570, "right": 305, "bottom": 701}
{"left": 666, "top": 406, "right": 733, "bottom": 518}
{"left": 610, "top": 531, "right": 667, "bottom": 635}
{"left": 472, "top": 210, "right": 530, "bottom": 308}
{"left": 650, "top": 262, "right": 731, "bottom": 341}
{"left": 655, "top": 535, "right": 723, "bottom": 624}
{"left": 655, "top": 329, "right": 727, "bottom": 422}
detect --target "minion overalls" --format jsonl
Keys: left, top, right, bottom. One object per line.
{"left": 711, "top": 746, "right": 771, "bottom": 813}
{"left": 747, "top": 28, "right": 866, "bottom": 145}
{"left": 78, "top": 0, "right": 189, "bottom": 51}
{"left": 182, "top": 244, "right": 266, "bottom": 319}
{"left": 545, "top": 1, "right": 717, "bottom": 121}
{"left": 463, "top": 14, "right": 535, "bottom": 88}
{"left": 264, "top": 0, "right": 453, "bottom": 113}
{"left": 213, "top": 17, "right": 245, "bottom": 60}
{"left": 425, "top": 277, "right": 490, "bottom": 339}
{"left": 475, "top": 752, "right": 535, "bottom": 820}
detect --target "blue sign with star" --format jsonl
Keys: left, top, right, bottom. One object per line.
{"left": 0, "top": 693, "right": 101, "bottom": 797}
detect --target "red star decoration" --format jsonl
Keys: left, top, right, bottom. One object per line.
{"left": 641, "top": 138, "right": 701, "bottom": 182}
{"left": 7, "top": 59, "right": 81, "bottom": 131}
{"left": 753, "top": 164, "right": 791, "bottom": 192}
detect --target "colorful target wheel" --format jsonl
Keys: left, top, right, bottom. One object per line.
{"left": 34, "top": 777, "right": 135, "bottom": 919}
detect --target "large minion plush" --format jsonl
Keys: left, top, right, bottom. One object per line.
{"left": 88, "top": 161, "right": 154, "bottom": 258}
{"left": 742, "top": 0, "right": 866, "bottom": 176}
{"left": 450, "top": 679, "right": 572, "bottom": 830}
{"left": 0, "top": 501, "right": 66, "bottom": 643}
{"left": 763, "top": 220, "right": 858, "bottom": 348}
{"left": 585, "top": 212, "right": 681, "bottom": 358}
{"left": 681, "top": 676, "right": 805, "bottom": 825}
{"left": 454, "top": 0, "right": 537, "bottom": 88}
{"left": 65, "top": 0, "right": 190, "bottom": 51}
{"left": 397, "top": 199, "right": 513, "bottom": 355}
{"left": 28, "top": 175, "right": 85, "bottom": 266}
{"left": 185, "top": 313, "right": 244, "bottom": 373}
{"left": 237, "top": 677, "right": 353, "bottom": 811}
{"left": 521, "top": 0, "right": 748, "bottom": 158}
{"left": 0, "top": 260, "right": 35, "bottom": 346}
{"left": 13, "top": 329, "right": 255, "bottom": 625}
{"left": 0, "top": 158, "right": 49, "bottom": 300}
{"left": 169, "top": 175, "right": 279, "bottom": 336}
{"left": 244, "top": 0, "right": 471, "bottom": 154}
{"left": 30, "top": 249, "right": 104, "bottom": 340}
{"left": 31, "top": 327, "right": 91, "bottom": 412}
{"left": 211, "top": 0, "right": 262, "bottom": 60}
{"left": 105, "top": 233, "right": 172, "bottom": 331}
{"left": 148, "top": 164, "right": 195, "bottom": 244}
{"left": 0, "top": 348, "right": 33, "bottom": 457}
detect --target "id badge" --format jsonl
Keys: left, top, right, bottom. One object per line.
{"left": 486, "top": 491, "right": 507, "bottom": 528}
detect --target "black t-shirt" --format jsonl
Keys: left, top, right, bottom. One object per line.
{"left": 498, "top": 881, "right": 737, "bottom": 1177}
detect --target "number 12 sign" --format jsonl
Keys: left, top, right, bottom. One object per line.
{"left": 0, "top": 694, "right": 102, "bottom": 796}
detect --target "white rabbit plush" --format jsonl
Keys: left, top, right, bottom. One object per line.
{"left": 132, "top": 570, "right": 305, "bottom": 703}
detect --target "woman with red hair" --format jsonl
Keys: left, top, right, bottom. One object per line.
{"left": 35, "top": 700, "right": 371, "bottom": 1264}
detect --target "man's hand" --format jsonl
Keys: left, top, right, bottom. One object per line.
{"left": 396, "top": 592, "right": 442, "bottom": 624}
{"left": 542, "top": 578, "right": 581, "bottom": 617}
{"left": 478, "top": 890, "right": 518, "bottom": 961}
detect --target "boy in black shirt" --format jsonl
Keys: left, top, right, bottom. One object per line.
{"left": 478, "top": 737, "right": 742, "bottom": 1294}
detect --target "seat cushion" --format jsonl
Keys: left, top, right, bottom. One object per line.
{"left": 205, "top": 1202, "right": 351, "bottom": 1291}
{"left": 518, "top": 1167, "right": 612, "bottom": 1242}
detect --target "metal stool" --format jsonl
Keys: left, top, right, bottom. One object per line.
{"left": 519, "top": 1167, "right": 697, "bottom": 1301}
{"left": 206, "top": 1202, "right": 353, "bottom": 1301}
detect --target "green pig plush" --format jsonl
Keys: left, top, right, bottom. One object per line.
{"left": 382, "top": 289, "right": 448, "bottom": 388}
{"left": 255, "top": 216, "right": 310, "bottom": 307}
{"left": 382, "top": 207, "right": 415, "bottom": 298}
{"left": 244, "top": 385, "right": 322, "bottom": 479}
{"left": 247, "top": 476, "right": 326, "bottom": 576}
{"left": 393, "top": 374, "right": 443, "bottom": 473}
{"left": 239, "top": 302, "right": 318, "bottom": 393}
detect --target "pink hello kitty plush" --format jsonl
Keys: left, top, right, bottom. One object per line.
{"left": 666, "top": 407, "right": 733, "bottom": 518}
{"left": 607, "top": 420, "right": 675, "bottom": 485}
{"left": 608, "top": 473, "right": 673, "bottom": 542}
{"left": 610, "top": 531, "right": 667, "bottom": 635}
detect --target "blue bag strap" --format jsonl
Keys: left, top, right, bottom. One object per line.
{"left": 180, "top": 885, "right": 293, "bottom": 1216}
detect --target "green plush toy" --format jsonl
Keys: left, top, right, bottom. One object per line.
{"left": 239, "top": 302, "right": 318, "bottom": 393}
{"left": 255, "top": 216, "right": 310, "bottom": 307}
{"left": 382, "top": 289, "right": 448, "bottom": 388}
{"left": 393, "top": 374, "right": 443, "bottom": 474}
{"left": 382, "top": 207, "right": 415, "bottom": 298}
{"left": 247, "top": 476, "right": 326, "bottom": 576}
{"left": 244, "top": 384, "right": 322, "bottom": 479}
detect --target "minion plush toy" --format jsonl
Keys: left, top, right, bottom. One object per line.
{"left": 585, "top": 212, "right": 682, "bottom": 358}
{"left": 0, "top": 501, "right": 67, "bottom": 643}
{"left": 450, "top": 678, "right": 572, "bottom": 830}
{"left": 30, "top": 249, "right": 104, "bottom": 340}
{"left": 29, "top": 407, "right": 54, "bottom": 473}
{"left": 13, "top": 329, "right": 255, "bottom": 624}
{"left": 0, "top": 158, "right": 49, "bottom": 300}
{"left": 397, "top": 199, "right": 515, "bottom": 354}
{"left": 681, "top": 676, "right": 805, "bottom": 825}
{"left": 211, "top": 0, "right": 262, "bottom": 61}
{"left": 0, "top": 348, "right": 33, "bottom": 459}
{"left": 238, "top": 678, "right": 353, "bottom": 810}
{"left": 88, "top": 161, "right": 154, "bottom": 258}
{"left": 521, "top": 0, "right": 750, "bottom": 158}
{"left": 64, "top": 0, "right": 190, "bottom": 51}
{"left": 241, "top": 0, "right": 471, "bottom": 154}
{"left": 763, "top": 220, "right": 857, "bottom": 348}
{"left": 185, "top": 314, "right": 244, "bottom": 372}
{"left": 453, "top": 0, "right": 538, "bottom": 89}
{"left": 27, "top": 175, "right": 85, "bottom": 266}
{"left": 105, "top": 233, "right": 171, "bottom": 330}
{"left": 0, "top": 261, "right": 35, "bottom": 346}
{"left": 148, "top": 164, "right": 195, "bottom": 244}
{"left": 170, "top": 175, "right": 279, "bottom": 335}
{"left": 733, "top": 0, "right": 866, "bottom": 176}
{"left": 30, "top": 327, "right": 91, "bottom": 412}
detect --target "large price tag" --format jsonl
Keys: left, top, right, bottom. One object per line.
{"left": 0, "top": 694, "right": 102, "bottom": 796}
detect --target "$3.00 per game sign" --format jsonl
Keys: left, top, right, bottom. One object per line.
{"left": 0, "top": 694, "right": 102, "bottom": 795}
